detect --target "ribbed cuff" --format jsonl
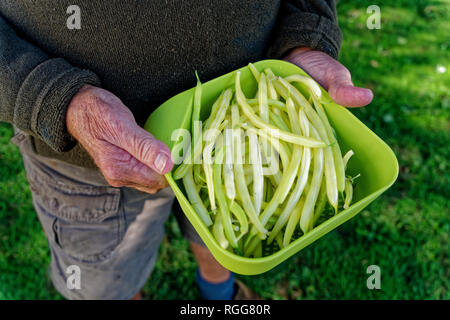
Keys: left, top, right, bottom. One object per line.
{"left": 14, "top": 58, "right": 101, "bottom": 152}
{"left": 267, "top": 12, "right": 342, "bottom": 60}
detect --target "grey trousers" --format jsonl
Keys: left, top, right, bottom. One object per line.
{"left": 11, "top": 131, "right": 203, "bottom": 300}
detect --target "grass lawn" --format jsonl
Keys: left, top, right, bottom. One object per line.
{"left": 0, "top": 0, "right": 448, "bottom": 299}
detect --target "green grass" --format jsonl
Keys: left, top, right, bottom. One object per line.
{"left": 0, "top": 0, "right": 449, "bottom": 299}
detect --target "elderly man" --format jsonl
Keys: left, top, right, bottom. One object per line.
{"left": 0, "top": 1, "right": 372, "bottom": 300}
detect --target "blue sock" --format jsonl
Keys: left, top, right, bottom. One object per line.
{"left": 196, "top": 268, "right": 235, "bottom": 300}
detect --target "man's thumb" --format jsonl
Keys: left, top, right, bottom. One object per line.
{"left": 327, "top": 69, "right": 373, "bottom": 108}
{"left": 329, "top": 84, "right": 374, "bottom": 108}
{"left": 125, "top": 127, "right": 173, "bottom": 175}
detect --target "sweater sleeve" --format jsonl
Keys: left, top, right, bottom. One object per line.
{"left": 0, "top": 15, "right": 101, "bottom": 152}
{"left": 267, "top": 0, "right": 342, "bottom": 60}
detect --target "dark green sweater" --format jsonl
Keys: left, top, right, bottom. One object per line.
{"left": 0, "top": 0, "right": 342, "bottom": 168}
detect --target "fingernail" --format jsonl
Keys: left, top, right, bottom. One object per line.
{"left": 154, "top": 153, "right": 169, "bottom": 174}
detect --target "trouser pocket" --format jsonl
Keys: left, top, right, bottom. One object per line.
{"left": 23, "top": 153, "right": 124, "bottom": 263}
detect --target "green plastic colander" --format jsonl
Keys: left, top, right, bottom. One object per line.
{"left": 143, "top": 59, "right": 398, "bottom": 275}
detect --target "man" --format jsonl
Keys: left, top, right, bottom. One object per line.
{"left": 0, "top": 1, "right": 372, "bottom": 300}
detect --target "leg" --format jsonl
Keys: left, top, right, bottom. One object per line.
{"left": 173, "top": 201, "right": 261, "bottom": 300}
{"left": 189, "top": 242, "right": 230, "bottom": 283}
{"left": 173, "top": 201, "right": 231, "bottom": 283}
{"left": 173, "top": 202, "right": 236, "bottom": 299}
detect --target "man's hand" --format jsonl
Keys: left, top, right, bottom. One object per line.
{"left": 284, "top": 48, "right": 373, "bottom": 107}
{"left": 66, "top": 85, "right": 173, "bottom": 193}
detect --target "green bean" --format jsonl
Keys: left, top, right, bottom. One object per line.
{"left": 235, "top": 71, "right": 326, "bottom": 148}
{"left": 280, "top": 111, "right": 292, "bottom": 132}
{"left": 252, "top": 197, "right": 264, "bottom": 209}
{"left": 207, "top": 89, "right": 233, "bottom": 130}
{"left": 202, "top": 128, "right": 219, "bottom": 210}
{"left": 300, "top": 126, "right": 325, "bottom": 233}
{"left": 282, "top": 197, "right": 305, "bottom": 247}
{"left": 231, "top": 105, "right": 268, "bottom": 235}
{"left": 172, "top": 122, "right": 195, "bottom": 180}
{"left": 285, "top": 74, "right": 322, "bottom": 100}
{"left": 213, "top": 210, "right": 229, "bottom": 249}
{"left": 203, "top": 90, "right": 233, "bottom": 210}
{"left": 193, "top": 163, "right": 206, "bottom": 185}
{"left": 343, "top": 178, "right": 353, "bottom": 210}
{"left": 191, "top": 120, "right": 204, "bottom": 167}
{"left": 258, "top": 73, "right": 269, "bottom": 122}
{"left": 313, "top": 178, "right": 327, "bottom": 225}
{"left": 266, "top": 74, "right": 279, "bottom": 100}
{"left": 299, "top": 106, "right": 311, "bottom": 141}
{"left": 255, "top": 73, "right": 281, "bottom": 186}
{"left": 312, "top": 97, "right": 345, "bottom": 193}
{"left": 229, "top": 200, "right": 249, "bottom": 237}
{"left": 231, "top": 103, "right": 240, "bottom": 129}
{"left": 285, "top": 95, "right": 303, "bottom": 138}
{"left": 343, "top": 150, "right": 354, "bottom": 169}
{"left": 269, "top": 110, "right": 291, "bottom": 133}
{"left": 204, "top": 90, "right": 226, "bottom": 130}
{"left": 182, "top": 167, "right": 213, "bottom": 227}
{"left": 322, "top": 144, "right": 338, "bottom": 213}
{"left": 175, "top": 73, "right": 202, "bottom": 179}
{"left": 248, "top": 98, "right": 286, "bottom": 111}
{"left": 264, "top": 68, "right": 276, "bottom": 79}
{"left": 248, "top": 62, "right": 260, "bottom": 82}
{"left": 223, "top": 127, "right": 236, "bottom": 200}
{"left": 255, "top": 73, "right": 271, "bottom": 145}
{"left": 248, "top": 130, "right": 264, "bottom": 215}
{"left": 192, "top": 71, "right": 202, "bottom": 133}
{"left": 213, "top": 146, "right": 239, "bottom": 249}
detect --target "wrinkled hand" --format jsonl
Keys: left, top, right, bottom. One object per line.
{"left": 66, "top": 85, "right": 173, "bottom": 193}
{"left": 284, "top": 47, "right": 373, "bottom": 107}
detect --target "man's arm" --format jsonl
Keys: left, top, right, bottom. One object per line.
{"left": 267, "top": 0, "right": 342, "bottom": 60}
{"left": 0, "top": 15, "right": 100, "bottom": 152}
{"left": 0, "top": 15, "right": 173, "bottom": 193}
